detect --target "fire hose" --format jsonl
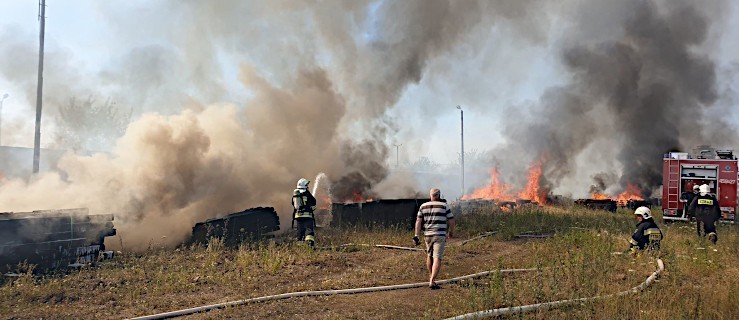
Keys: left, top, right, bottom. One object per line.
{"left": 131, "top": 231, "right": 647, "bottom": 320}
{"left": 128, "top": 267, "right": 538, "bottom": 320}
{"left": 128, "top": 231, "right": 504, "bottom": 320}
{"left": 318, "top": 231, "right": 499, "bottom": 252}
{"left": 444, "top": 258, "right": 665, "bottom": 320}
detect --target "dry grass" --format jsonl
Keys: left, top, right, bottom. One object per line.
{"left": 1, "top": 205, "right": 737, "bottom": 320}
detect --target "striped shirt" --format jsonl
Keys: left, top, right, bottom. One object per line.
{"left": 417, "top": 201, "right": 454, "bottom": 236}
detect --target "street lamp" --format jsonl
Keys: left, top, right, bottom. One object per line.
{"left": 393, "top": 143, "right": 402, "bottom": 168}
{"left": 0, "top": 93, "right": 8, "bottom": 146}
{"left": 456, "top": 105, "right": 464, "bottom": 196}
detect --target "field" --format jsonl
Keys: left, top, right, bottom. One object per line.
{"left": 1, "top": 205, "right": 738, "bottom": 319}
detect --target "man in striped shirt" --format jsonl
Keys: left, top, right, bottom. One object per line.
{"left": 414, "top": 188, "right": 454, "bottom": 289}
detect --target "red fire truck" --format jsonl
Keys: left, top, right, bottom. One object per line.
{"left": 662, "top": 146, "right": 738, "bottom": 223}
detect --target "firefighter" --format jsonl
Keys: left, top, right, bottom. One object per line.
{"left": 292, "top": 178, "right": 317, "bottom": 247}
{"left": 628, "top": 206, "right": 663, "bottom": 254}
{"left": 688, "top": 184, "right": 720, "bottom": 244}
{"left": 680, "top": 185, "right": 700, "bottom": 220}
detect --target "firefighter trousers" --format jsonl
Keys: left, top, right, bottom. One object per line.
{"left": 296, "top": 218, "right": 316, "bottom": 243}
{"left": 696, "top": 214, "right": 717, "bottom": 238}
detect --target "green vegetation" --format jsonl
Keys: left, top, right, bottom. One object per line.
{"left": 1, "top": 205, "right": 737, "bottom": 319}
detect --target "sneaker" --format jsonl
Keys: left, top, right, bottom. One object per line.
{"left": 429, "top": 283, "right": 441, "bottom": 290}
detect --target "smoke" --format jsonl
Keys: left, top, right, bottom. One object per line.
{"left": 1, "top": 0, "right": 737, "bottom": 248}
{"left": 588, "top": 172, "right": 619, "bottom": 195}
{"left": 493, "top": 0, "right": 732, "bottom": 197}
{"left": 0, "top": 65, "right": 377, "bottom": 248}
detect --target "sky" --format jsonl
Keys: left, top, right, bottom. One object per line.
{"left": 2, "top": 0, "right": 739, "bottom": 247}
{"left": 1, "top": 0, "right": 738, "bottom": 192}
{"left": 0, "top": 0, "right": 570, "bottom": 165}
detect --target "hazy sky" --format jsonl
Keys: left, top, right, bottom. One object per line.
{"left": 1, "top": 0, "right": 738, "bottom": 167}
{"left": 0, "top": 1, "right": 561, "bottom": 165}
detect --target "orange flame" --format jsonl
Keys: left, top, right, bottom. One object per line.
{"left": 588, "top": 184, "right": 644, "bottom": 205}
{"left": 351, "top": 192, "right": 363, "bottom": 203}
{"left": 616, "top": 183, "right": 644, "bottom": 206}
{"left": 516, "top": 161, "right": 547, "bottom": 204}
{"left": 462, "top": 167, "right": 516, "bottom": 201}
{"left": 591, "top": 193, "right": 612, "bottom": 200}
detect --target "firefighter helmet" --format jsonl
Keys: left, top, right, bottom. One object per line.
{"left": 634, "top": 206, "right": 652, "bottom": 220}
{"left": 297, "top": 178, "right": 310, "bottom": 189}
{"left": 699, "top": 184, "right": 710, "bottom": 195}
{"left": 692, "top": 185, "right": 700, "bottom": 191}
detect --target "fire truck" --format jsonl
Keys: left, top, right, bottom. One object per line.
{"left": 662, "top": 146, "right": 738, "bottom": 223}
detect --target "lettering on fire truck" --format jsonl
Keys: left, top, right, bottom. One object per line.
{"left": 720, "top": 206, "right": 735, "bottom": 213}
{"left": 718, "top": 179, "right": 736, "bottom": 184}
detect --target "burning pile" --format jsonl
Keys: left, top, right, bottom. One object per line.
{"left": 589, "top": 184, "right": 646, "bottom": 207}
{"left": 462, "top": 161, "right": 549, "bottom": 206}
{"left": 578, "top": 183, "right": 651, "bottom": 212}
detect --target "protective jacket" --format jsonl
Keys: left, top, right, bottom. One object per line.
{"left": 688, "top": 193, "right": 721, "bottom": 241}
{"left": 680, "top": 191, "right": 696, "bottom": 204}
{"left": 688, "top": 193, "right": 721, "bottom": 221}
{"left": 629, "top": 219, "right": 662, "bottom": 253}
{"left": 292, "top": 188, "right": 317, "bottom": 219}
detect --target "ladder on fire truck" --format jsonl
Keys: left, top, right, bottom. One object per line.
{"left": 666, "top": 158, "right": 681, "bottom": 212}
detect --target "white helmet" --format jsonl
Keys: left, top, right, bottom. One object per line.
{"left": 699, "top": 184, "right": 710, "bottom": 195}
{"left": 634, "top": 206, "right": 652, "bottom": 220}
{"left": 297, "top": 178, "right": 310, "bottom": 189}
{"left": 692, "top": 185, "right": 700, "bottom": 191}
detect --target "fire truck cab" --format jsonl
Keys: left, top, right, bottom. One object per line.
{"left": 662, "top": 146, "right": 738, "bottom": 223}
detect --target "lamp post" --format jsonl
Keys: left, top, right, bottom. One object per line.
{"left": 456, "top": 105, "right": 464, "bottom": 196}
{"left": 0, "top": 93, "right": 7, "bottom": 146}
{"left": 393, "top": 143, "right": 402, "bottom": 168}
{"left": 33, "top": 0, "right": 46, "bottom": 173}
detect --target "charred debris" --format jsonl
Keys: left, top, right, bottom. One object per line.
{"left": 1, "top": 208, "right": 115, "bottom": 275}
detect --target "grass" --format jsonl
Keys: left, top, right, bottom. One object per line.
{"left": 1, "top": 204, "right": 737, "bottom": 319}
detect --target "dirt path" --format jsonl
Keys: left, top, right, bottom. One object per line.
{"left": 179, "top": 240, "right": 532, "bottom": 320}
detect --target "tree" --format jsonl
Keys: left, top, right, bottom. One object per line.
{"left": 408, "top": 156, "right": 440, "bottom": 172}
{"left": 56, "top": 96, "right": 132, "bottom": 152}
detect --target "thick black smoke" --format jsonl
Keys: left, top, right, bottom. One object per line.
{"left": 498, "top": 0, "right": 732, "bottom": 196}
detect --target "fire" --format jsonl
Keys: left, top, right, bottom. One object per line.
{"left": 589, "top": 184, "right": 644, "bottom": 205}
{"left": 351, "top": 192, "right": 363, "bottom": 203}
{"left": 344, "top": 192, "right": 373, "bottom": 203}
{"left": 462, "top": 162, "right": 548, "bottom": 205}
{"left": 516, "top": 161, "right": 547, "bottom": 204}
{"left": 616, "top": 183, "right": 644, "bottom": 206}
{"left": 461, "top": 167, "right": 515, "bottom": 201}
{"left": 591, "top": 193, "right": 611, "bottom": 200}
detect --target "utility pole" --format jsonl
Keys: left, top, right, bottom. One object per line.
{"left": 33, "top": 0, "right": 46, "bottom": 173}
{"left": 0, "top": 93, "right": 7, "bottom": 146}
{"left": 393, "top": 144, "right": 402, "bottom": 168}
{"left": 456, "top": 105, "right": 464, "bottom": 196}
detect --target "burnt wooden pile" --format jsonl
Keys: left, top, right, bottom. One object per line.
{"left": 0, "top": 208, "right": 116, "bottom": 274}
{"left": 625, "top": 199, "right": 652, "bottom": 210}
{"left": 574, "top": 199, "right": 618, "bottom": 212}
{"left": 330, "top": 199, "right": 431, "bottom": 229}
{"left": 189, "top": 207, "right": 280, "bottom": 246}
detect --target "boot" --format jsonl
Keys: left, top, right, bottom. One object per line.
{"left": 708, "top": 232, "right": 718, "bottom": 244}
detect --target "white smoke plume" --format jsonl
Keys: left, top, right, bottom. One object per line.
{"left": 0, "top": 0, "right": 737, "bottom": 248}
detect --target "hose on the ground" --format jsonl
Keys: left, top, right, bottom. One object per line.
{"left": 128, "top": 230, "right": 553, "bottom": 320}
{"left": 318, "top": 231, "right": 499, "bottom": 252}
{"left": 129, "top": 267, "right": 537, "bottom": 320}
{"left": 443, "top": 258, "right": 665, "bottom": 320}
